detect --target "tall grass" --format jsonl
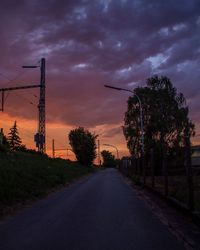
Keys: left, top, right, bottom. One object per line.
{"left": 0, "top": 151, "right": 92, "bottom": 207}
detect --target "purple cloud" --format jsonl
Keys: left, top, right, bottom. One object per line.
{"left": 0, "top": 0, "right": 199, "bottom": 133}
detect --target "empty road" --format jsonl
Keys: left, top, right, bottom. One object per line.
{"left": 0, "top": 168, "right": 184, "bottom": 250}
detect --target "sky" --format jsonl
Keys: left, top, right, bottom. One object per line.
{"left": 0, "top": 0, "right": 200, "bottom": 160}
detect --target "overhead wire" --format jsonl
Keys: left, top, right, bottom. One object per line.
{"left": 0, "top": 65, "right": 40, "bottom": 106}
{"left": 0, "top": 70, "right": 27, "bottom": 87}
{"left": 0, "top": 69, "right": 38, "bottom": 144}
{"left": 14, "top": 91, "right": 37, "bottom": 107}
{"left": 0, "top": 70, "right": 28, "bottom": 105}
{"left": 17, "top": 124, "right": 36, "bottom": 137}
{"left": 0, "top": 72, "right": 10, "bottom": 81}
{"left": 4, "top": 123, "right": 35, "bottom": 150}
{"left": 0, "top": 62, "right": 69, "bottom": 157}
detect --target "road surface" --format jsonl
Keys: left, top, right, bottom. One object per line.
{"left": 0, "top": 168, "right": 184, "bottom": 250}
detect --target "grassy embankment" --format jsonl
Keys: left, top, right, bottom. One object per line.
{"left": 0, "top": 151, "right": 93, "bottom": 213}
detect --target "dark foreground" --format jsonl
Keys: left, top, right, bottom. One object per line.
{"left": 0, "top": 169, "right": 184, "bottom": 250}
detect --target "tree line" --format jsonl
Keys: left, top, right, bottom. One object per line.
{"left": 1, "top": 75, "right": 193, "bottom": 170}
{"left": 0, "top": 123, "right": 117, "bottom": 168}
{"left": 56, "top": 75, "right": 195, "bottom": 169}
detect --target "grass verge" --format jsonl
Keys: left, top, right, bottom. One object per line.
{"left": 0, "top": 151, "right": 93, "bottom": 215}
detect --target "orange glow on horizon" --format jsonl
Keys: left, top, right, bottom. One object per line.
{"left": 3, "top": 113, "right": 199, "bottom": 162}
{"left": 1, "top": 112, "right": 130, "bottom": 162}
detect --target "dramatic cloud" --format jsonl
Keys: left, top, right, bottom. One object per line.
{"left": 0, "top": 0, "right": 200, "bottom": 154}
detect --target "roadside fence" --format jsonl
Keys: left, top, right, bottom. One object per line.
{"left": 120, "top": 150, "right": 200, "bottom": 215}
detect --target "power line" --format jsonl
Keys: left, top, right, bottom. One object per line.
{"left": 0, "top": 70, "right": 27, "bottom": 87}
{"left": 0, "top": 73, "right": 10, "bottom": 81}
{"left": 0, "top": 58, "right": 46, "bottom": 153}
{"left": 0, "top": 70, "right": 34, "bottom": 106}
{"left": 14, "top": 91, "right": 37, "bottom": 107}
{"left": 0, "top": 68, "right": 39, "bottom": 105}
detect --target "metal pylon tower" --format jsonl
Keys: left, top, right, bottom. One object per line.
{"left": 23, "top": 58, "right": 46, "bottom": 153}
{"left": 0, "top": 58, "right": 46, "bottom": 153}
{"left": 38, "top": 58, "right": 46, "bottom": 153}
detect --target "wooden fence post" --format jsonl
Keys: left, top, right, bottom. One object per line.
{"left": 185, "top": 127, "right": 194, "bottom": 211}
{"left": 150, "top": 149, "right": 155, "bottom": 188}
{"left": 142, "top": 154, "right": 146, "bottom": 186}
{"left": 162, "top": 144, "right": 168, "bottom": 197}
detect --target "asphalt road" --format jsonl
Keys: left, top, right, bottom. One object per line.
{"left": 0, "top": 168, "right": 184, "bottom": 250}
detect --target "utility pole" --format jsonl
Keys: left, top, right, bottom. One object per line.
{"left": 98, "top": 139, "right": 101, "bottom": 166}
{"left": 52, "top": 139, "right": 55, "bottom": 158}
{"left": 0, "top": 58, "right": 46, "bottom": 153}
{"left": 51, "top": 139, "right": 74, "bottom": 159}
{"left": 0, "top": 84, "right": 41, "bottom": 112}
{"left": 23, "top": 58, "right": 46, "bottom": 153}
{"left": 0, "top": 128, "right": 3, "bottom": 145}
{"left": 38, "top": 58, "right": 46, "bottom": 153}
{"left": 1, "top": 90, "right": 4, "bottom": 112}
{"left": 184, "top": 125, "right": 194, "bottom": 211}
{"left": 32, "top": 58, "right": 46, "bottom": 153}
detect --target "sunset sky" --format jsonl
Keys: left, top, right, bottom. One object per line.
{"left": 0, "top": 0, "right": 200, "bottom": 160}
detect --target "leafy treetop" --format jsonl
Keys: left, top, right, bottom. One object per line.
{"left": 123, "top": 75, "right": 195, "bottom": 161}
{"left": 101, "top": 150, "right": 116, "bottom": 168}
{"left": 68, "top": 127, "right": 97, "bottom": 167}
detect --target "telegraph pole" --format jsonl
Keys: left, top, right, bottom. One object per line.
{"left": 51, "top": 140, "right": 74, "bottom": 159}
{"left": 38, "top": 58, "right": 46, "bottom": 153}
{"left": 0, "top": 58, "right": 46, "bottom": 153}
{"left": 0, "top": 128, "right": 3, "bottom": 145}
{"left": 0, "top": 84, "right": 41, "bottom": 112}
{"left": 23, "top": 58, "right": 46, "bottom": 153}
{"left": 98, "top": 139, "right": 101, "bottom": 166}
{"left": 52, "top": 139, "right": 55, "bottom": 158}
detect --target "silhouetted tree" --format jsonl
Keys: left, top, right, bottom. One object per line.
{"left": 68, "top": 127, "right": 97, "bottom": 166}
{"left": 7, "top": 121, "right": 22, "bottom": 151}
{"left": 101, "top": 150, "right": 116, "bottom": 168}
{"left": 123, "top": 75, "right": 195, "bottom": 168}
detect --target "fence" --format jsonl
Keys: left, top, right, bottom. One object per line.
{"left": 120, "top": 151, "right": 200, "bottom": 214}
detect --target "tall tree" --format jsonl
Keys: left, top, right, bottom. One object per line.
{"left": 101, "top": 150, "right": 116, "bottom": 168}
{"left": 68, "top": 127, "right": 97, "bottom": 166}
{"left": 7, "top": 121, "right": 22, "bottom": 151}
{"left": 124, "top": 75, "right": 195, "bottom": 164}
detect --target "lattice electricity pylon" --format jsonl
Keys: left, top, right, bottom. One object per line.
{"left": 35, "top": 58, "right": 46, "bottom": 153}
{"left": 0, "top": 58, "right": 46, "bottom": 153}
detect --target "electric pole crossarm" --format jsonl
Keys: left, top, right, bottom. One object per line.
{"left": 0, "top": 84, "right": 41, "bottom": 111}
{"left": 0, "top": 84, "right": 41, "bottom": 92}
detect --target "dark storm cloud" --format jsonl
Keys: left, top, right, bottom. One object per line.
{"left": 0, "top": 0, "right": 200, "bottom": 128}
